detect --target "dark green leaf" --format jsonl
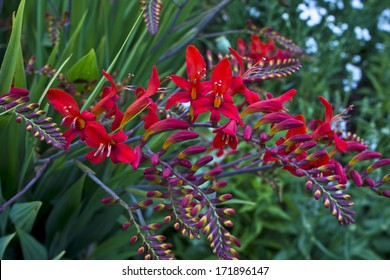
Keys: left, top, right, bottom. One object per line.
{"left": 10, "top": 201, "right": 42, "bottom": 233}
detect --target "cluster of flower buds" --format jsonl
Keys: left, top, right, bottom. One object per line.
{"left": 0, "top": 87, "right": 66, "bottom": 148}
{"left": 45, "top": 11, "right": 69, "bottom": 45}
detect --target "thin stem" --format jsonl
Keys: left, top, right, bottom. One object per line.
{"left": 0, "top": 161, "right": 49, "bottom": 214}
{"left": 217, "top": 165, "right": 274, "bottom": 178}
{"left": 217, "top": 150, "right": 265, "bottom": 170}
{"left": 200, "top": 29, "right": 247, "bottom": 38}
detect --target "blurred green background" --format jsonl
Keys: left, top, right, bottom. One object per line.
{"left": 0, "top": 0, "right": 389, "bottom": 259}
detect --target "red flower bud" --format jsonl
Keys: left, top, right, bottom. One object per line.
{"left": 349, "top": 170, "right": 363, "bottom": 187}
{"left": 284, "top": 134, "right": 312, "bottom": 146}
{"left": 366, "top": 158, "right": 390, "bottom": 173}
{"left": 243, "top": 124, "right": 253, "bottom": 141}
{"left": 269, "top": 118, "right": 304, "bottom": 136}
{"left": 348, "top": 151, "right": 382, "bottom": 166}
{"left": 143, "top": 119, "right": 189, "bottom": 141}
{"left": 178, "top": 146, "right": 207, "bottom": 159}
{"left": 254, "top": 112, "right": 293, "bottom": 128}
{"left": 162, "top": 131, "right": 199, "bottom": 150}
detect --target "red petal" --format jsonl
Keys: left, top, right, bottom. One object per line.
{"left": 62, "top": 129, "right": 78, "bottom": 150}
{"left": 85, "top": 150, "right": 105, "bottom": 164}
{"left": 85, "top": 122, "right": 110, "bottom": 147}
{"left": 186, "top": 45, "right": 206, "bottom": 81}
{"left": 212, "top": 133, "right": 224, "bottom": 148}
{"left": 47, "top": 89, "right": 80, "bottom": 117}
{"left": 318, "top": 96, "right": 333, "bottom": 123}
{"left": 171, "top": 75, "right": 191, "bottom": 91}
{"left": 102, "top": 70, "right": 117, "bottom": 91}
{"left": 212, "top": 58, "right": 232, "bottom": 94}
{"left": 111, "top": 130, "right": 128, "bottom": 143}
{"left": 334, "top": 133, "right": 347, "bottom": 153}
{"left": 110, "top": 143, "right": 135, "bottom": 164}
{"left": 165, "top": 91, "right": 191, "bottom": 109}
{"left": 273, "top": 89, "right": 296, "bottom": 103}
{"left": 111, "top": 109, "right": 124, "bottom": 131}
{"left": 145, "top": 66, "right": 160, "bottom": 97}
{"left": 229, "top": 47, "right": 244, "bottom": 75}
{"left": 220, "top": 102, "right": 243, "bottom": 125}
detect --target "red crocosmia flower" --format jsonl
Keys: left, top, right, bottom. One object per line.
{"left": 311, "top": 96, "right": 348, "bottom": 153}
{"left": 85, "top": 122, "right": 134, "bottom": 164}
{"left": 166, "top": 45, "right": 208, "bottom": 109}
{"left": 240, "top": 89, "right": 296, "bottom": 117}
{"left": 47, "top": 88, "right": 96, "bottom": 149}
{"left": 192, "top": 58, "right": 243, "bottom": 125}
{"left": 92, "top": 70, "right": 124, "bottom": 130}
{"left": 134, "top": 86, "right": 158, "bottom": 129}
{"left": 212, "top": 120, "right": 239, "bottom": 150}
{"left": 228, "top": 47, "right": 260, "bottom": 106}
{"left": 120, "top": 66, "right": 160, "bottom": 130}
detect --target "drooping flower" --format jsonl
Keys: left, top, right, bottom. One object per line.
{"left": 84, "top": 122, "right": 134, "bottom": 164}
{"left": 166, "top": 45, "right": 208, "bottom": 109}
{"left": 212, "top": 120, "right": 239, "bottom": 150}
{"left": 47, "top": 88, "right": 96, "bottom": 149}
{"left": 192, "top": 58, "right": 242, "bottom": 125}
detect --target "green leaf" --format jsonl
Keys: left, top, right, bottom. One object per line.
{"left": 14, "top": 43, "right": 26, "bottom": 88}
{"left": 0, "top": 233, "right": 16, "bottom": 259}
{"left": 52, "top": 250, "right": 66, "bottom": 260}
{"left": 0, "top": 0, "right": 25, "bottom": 93}
{"left": 17, "top": 227, "right": 48, "bottom": 260}
{"left": 81, "top": 9, "right": 144, "bottom": 111}
{"left": 67, "top": 49, "right": 99, "bottom": 82}
{"left": 46, "top": 175, "right": 85, "bottom": 243}
{"left": 10, "top": 201, "right": 42, "bottom": 233}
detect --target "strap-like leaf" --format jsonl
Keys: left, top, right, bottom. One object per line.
{"left": 140, "top": 0, "right": 163, "bottom": 35}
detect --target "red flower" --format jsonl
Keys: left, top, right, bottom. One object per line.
{"left": 240, "top": 89, "right": 296, "bottom": 117}
{"left": 85, "top": 122, "right": 134, "bottom": 164}
{"left": 119, "top": 66, "right": 160, "bottom": 130}
{"left": 310, "top": 96, "right": 347, "bottom": 152}
{"left": 228, "top": 47, "right": 260, "bottom": 106}
{"left": 92, "top": 70, "right": 124, "bottom": 130}
{"left": 212, "top": 120, "right": 239, "bottom": 150}
{"left": 47, "top": 89, "right": 96, "bottom": 149}
{"left": 192, "top": 58, "right": 242, "bottom": 125}
{"left": 166, "top": 45, "right": 208, "bottom": 109}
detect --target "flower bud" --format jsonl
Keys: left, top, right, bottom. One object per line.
{"left": 284, "top": 134, "right": 312, "bottom": 146}
{"left": 162, "top": 131, "right": 198, "bottom": 150}
{"left": 349, "top": 170, "right": 362, "bottom": 187}
{"left": 178, "top": 146, "right": 207, "bottom": 159}
{"left": 366, "top": 158, "right": 390, "bottom": 173}
{"left": 243, "top": 125, "right": 253, "bottom": 140}
{"left": 348, "top": 151, "right": 382, "bottom": 166}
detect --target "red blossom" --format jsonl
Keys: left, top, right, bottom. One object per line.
{"left": 192, "top": 58, "right": 242, "bottom": 125}
{"left": 47, "top": 88, "right": 96, "bottom": 149}
{"left": 166, "top": 45, "right": 208, "bottom": 109}
{"left": 213, "top": 120, "right": 239, "bottom": 151}
{"left": 311, "top": 96, "right": 348, "bottom": 153}
{"left": 240, "top": 89, "right": 296, "bottom": 117}
{"left": 85, "top": 122, "right": 134, "bottom": 164}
